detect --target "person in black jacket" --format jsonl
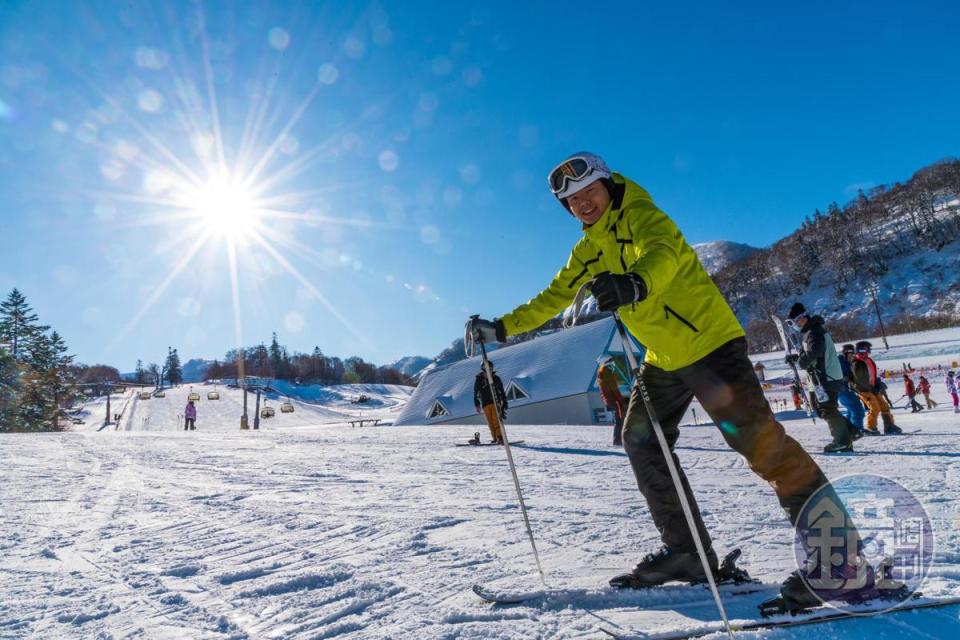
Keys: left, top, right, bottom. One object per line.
{"left": 474, "top": 364, "right": 507, "bottom": 444}
{"left": 786, "top": 303, "right": 860, "bottom": 452}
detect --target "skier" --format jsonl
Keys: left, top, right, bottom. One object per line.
{"left": 597, "top": 356, "right": 626, "bottom": 446}
{"left": 851, "top": 341, "right": 903, "bottom": 434}
{"left": 918, "top": 375, "right": 937, "bottom": 409}
{"left": 184, "top": 400, "right": 197, "bottom": 431}
{"left": 903, "top": 374, "right": 924, "bottom": 413}
{"left": 837, "top": 344, "right": 866, "bottom": 435}
{"left": 784, "top": 303, "right": 860, "bottom": 452}
{"left": 790, "top": 383, "right": 803, "bottom": 411}
{"left": 474, "top": 364, "right": 507, "bottom": 444}
{"left": 466, "top": 151, "right": 867, "bottom": 609}
{"left": 947, "top": 371, "right": 959, "bottom": 413}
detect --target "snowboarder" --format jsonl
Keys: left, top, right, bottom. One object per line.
{"left": 837, "top": 344, "right": 866, "bottom": 434}
{"left": 784, "top": 303, "right": 860, "bottom": 452}
{"left": 903, "top": 374, "right": 924, "bottom": 413}
{"left": 184, "top": 400, "right": 197, "bottom": 431}
{"left": 918, "top": 375, "right": 937, "bottom": 409}
{"left": 947, "top": 371, "right": 959, "bottom": 413}
{"left": 851, "top": 341, "right": 902, "bottom": 434}
{"left": 465, "top": 151, "right": 866, "bottom": 609}
{"left": 474, "top": 364, "right": 507, "bottom": 444}
{"left": 597, "top": 356, "right": 626, "bottom": 446}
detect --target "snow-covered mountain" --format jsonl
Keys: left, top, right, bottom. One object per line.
{"left": 693, "top": 240, "right": 761, "bottom": 274}
{"left": 181, "top": 358, "right": 214, "bottom": 382}
{"left": 387, "top": 355, "right": 432, "bottom": 378}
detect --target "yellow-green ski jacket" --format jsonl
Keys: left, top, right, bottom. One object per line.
{"left": 500, "top": 174, "right": 745, "bottom": 371}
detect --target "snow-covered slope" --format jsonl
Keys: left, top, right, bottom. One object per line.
{"left": 693, "top": 240, "right": 761, "bottom": 274}
{"left": 4, "top": 330, "right": 959, "bottom": 638}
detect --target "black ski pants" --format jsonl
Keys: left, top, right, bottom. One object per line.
{"left": 622, "top": 337, "right": 843, "bottom": 553}
{"left": 815, "top": 381, "right": 855, "bottom": 447}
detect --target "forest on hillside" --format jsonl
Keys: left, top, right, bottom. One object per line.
{"left": 712, "top": 158, "right": 960, "bottom": 350}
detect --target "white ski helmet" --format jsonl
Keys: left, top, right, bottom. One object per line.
{"left": 548, "top": 152, "right": 612, "bottom": 200}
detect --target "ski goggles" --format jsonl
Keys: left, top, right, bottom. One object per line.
{"left": 784, "top": 314, "right": 808, "bottom": 331}
{"left": 548, "top": 157, "right": 594, "bottom": 195}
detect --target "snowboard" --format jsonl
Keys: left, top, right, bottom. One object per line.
{"left": 456, "top": 440, "right": 524, "bottom": 447}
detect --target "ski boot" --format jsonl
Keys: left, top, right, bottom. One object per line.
{"left": 881, "top": 415, "right": 903, "bottom": 435}
{"left": 760, "top": 561, "right": 879, "bottom": 617}
{"left": 468, "top": 432, "right": 481, "bottom": 445}
{"left": 823, "top": 441, "right": 853, "bottom": 453}
{"left": 610, "top": 545, "right": 720, "bottom": 589}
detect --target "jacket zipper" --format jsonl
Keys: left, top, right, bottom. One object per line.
{"left": 664, "top": 305, "right": 699, "bottom": 333}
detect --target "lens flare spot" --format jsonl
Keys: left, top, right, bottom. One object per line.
{"left": 719, "top": 420, "right": 738, "bottom": 435}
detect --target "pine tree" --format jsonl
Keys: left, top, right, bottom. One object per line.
{"left": 0, "top": 289, "right": 48, "bottom": 361}
{"left": 165, "top": 347, "right": 183, "bottom": 386}
{"left": 0, "top": 343, "right": 24, "bottom": 432}
{"left": 269, "top": 332, "right": 283, "bottom": 379}
{"left": 134, "top": 359, "right": 146, "bottom": 384}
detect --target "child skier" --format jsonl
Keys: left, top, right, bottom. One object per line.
{"left": 918, "top": 374, "right": 937, "bottom": 410}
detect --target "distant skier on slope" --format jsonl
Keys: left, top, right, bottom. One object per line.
{"left": 917, "top": 375, "right": 937, "bottom": 409}
{"left": 184, "top": 400, "right": 197, "bottom": 431}
{"left": 837, "top": 344, "right": 866, "bottom": 434}
{"left": 597, "top": 356, "right": 626, "bottom": 446}
{"left": 946, "top": 371, "right": 959, "bottom": 413}
{"left": 851, "top": 341, "right": 903, "bottom": 434}
{"left": 903, "top": 373, "right": 924, "bottom": 413}
{"left": 474, "top": 364, "right": 507, "bottom": 444}
{"left": 784, "top": 303, "right": 860, "bottom": 453}
{"left": 465, "top": 151, "right": 869, "bottom": 610}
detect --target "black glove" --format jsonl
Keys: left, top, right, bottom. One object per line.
{"left": 588, "top": 272, "right": 648, "bottom": 312}
{"left": 785, "top": 353, "right": 800, "bottom": 366}
{"left": 466, "top": 317, "right": 506, "bottom": 343}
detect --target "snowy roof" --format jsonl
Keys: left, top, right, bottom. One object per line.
{"left": 393, "top": 317, "right": 642, "bottom": 425}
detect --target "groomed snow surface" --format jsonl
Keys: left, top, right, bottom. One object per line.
{"left": 3, "top": 375, "right": 960, "bottom": 637}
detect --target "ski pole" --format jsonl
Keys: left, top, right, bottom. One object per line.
{"left": 609, "top": 310, "right": 735, "bottom": 639}
{"left": 466, "top": 317, "right": 547, "bottom": 586}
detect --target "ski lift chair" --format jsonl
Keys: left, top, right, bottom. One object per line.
{"left": 260, "top": 405, "right": 276, "bottom": 418}
{"left": 207, "top": 391, "right": 220, "bottom": 400}
{"left": 188, "top": 392, "right": 201, "bottom": 401}
{"left": 153, "top": 390, "right": 166, "bottom": 398}
{"left": 280, "top": 400, "right": 295, "bottom": 413}
{"left": 138, "top": 391, "right": 152, "bottom": 400}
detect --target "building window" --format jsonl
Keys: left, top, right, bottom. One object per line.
{"left": 427, "top": 400, "right": 449, "bottom": 419}
{"left": 505, "top": 381, "right": 529, "bottom": 401}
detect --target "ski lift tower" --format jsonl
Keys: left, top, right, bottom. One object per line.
{"left": 865, "top": 282, "right": 890, "bottom": 351}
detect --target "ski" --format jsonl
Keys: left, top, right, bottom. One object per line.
{"left": 599, "top": 593, "right": 960, "bottom": 639}
{"left": 474, "top": 549, "right": 762, "bottom": 605}
{"left": 473, "top": 579, "right": 774, "bottom": 606}
{"left": 771, "top": 315, "right": 817, "bottom": 422}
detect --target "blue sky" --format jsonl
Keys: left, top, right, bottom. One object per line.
{"left": 1, "top": 1, "right": 958, "bottom": 371}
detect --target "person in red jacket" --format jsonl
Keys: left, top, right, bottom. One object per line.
{"left": 918, "top": 375, "right": 937, "bottom": 409}
{"left": 597, "top": 357, "right": 627, "bottom": 446}
{"left": 903, "top": 374, "right": 924, "bottom": 413}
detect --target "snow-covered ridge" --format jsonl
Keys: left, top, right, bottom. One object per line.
{"left": 692, "top": 240, "right": 761, "bottom": 274}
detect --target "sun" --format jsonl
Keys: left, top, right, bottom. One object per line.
{"left": 185, "top": 175, "right": 263, "bottom": 242}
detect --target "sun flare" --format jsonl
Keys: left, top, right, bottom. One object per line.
{"left": 186, "top": 175, "right": 262, "bottom": 242}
